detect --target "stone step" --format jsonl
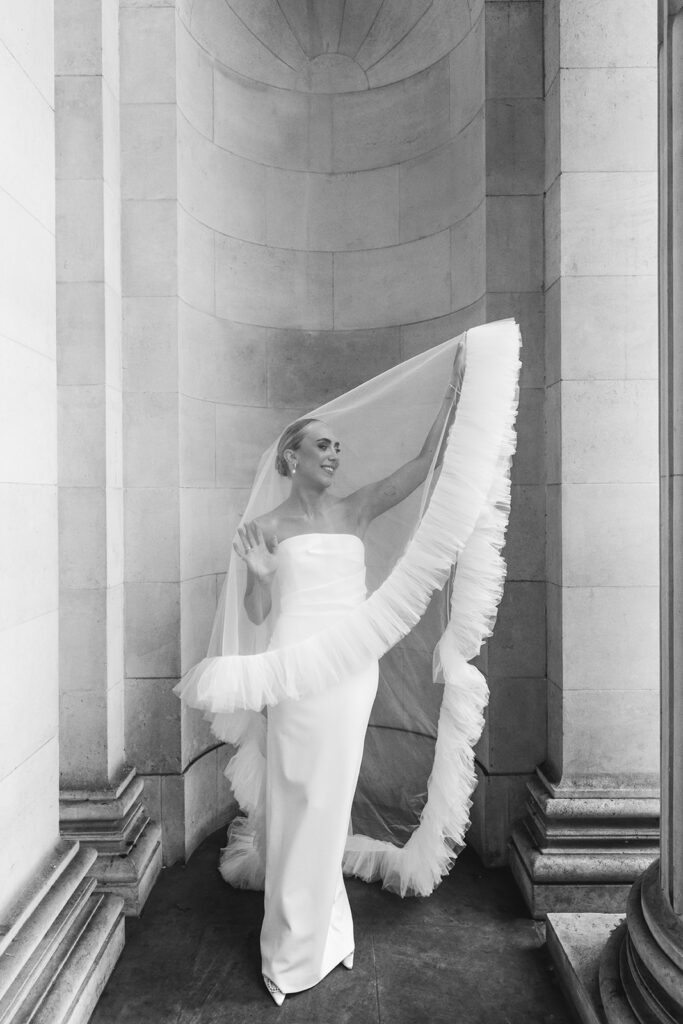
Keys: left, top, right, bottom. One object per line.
{"left": 0, "top": 846, "right": 96, "bottom": 999}
{"left": 0, "top": 841, "right": 79, "bottom": 959}
{"left": 0, "top": 882, "right": 100, "bottom": 1023}
{"left": 0, "top": 843, "right": 124, "bottom": 1024}
{"left": 31, "top": 894, "right": 123, "bottom": 1024}
{"left": 546, "top": 912, "right": 624, "bottom": 1024}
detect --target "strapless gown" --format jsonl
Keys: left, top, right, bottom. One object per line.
{"left": 260, "top": 532, "right": 379, "bottom": 994}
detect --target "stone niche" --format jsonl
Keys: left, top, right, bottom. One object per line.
{"left": 121, "top": 0, "right": 514, "bottom": 864}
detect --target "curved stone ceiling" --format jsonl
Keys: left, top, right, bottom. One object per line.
{"left": 188, "top": 0, "right": 479, "bottom": 91}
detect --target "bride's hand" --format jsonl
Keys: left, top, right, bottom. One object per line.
{"left": 233, "top": 522, "right": 278, "bottom": 581}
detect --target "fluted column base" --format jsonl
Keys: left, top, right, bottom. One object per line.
{"left": 599, "top": 861, "right": 683, "bottom": 1023}
{"left": 60, "top": 767, "right": 162, "bottom": 916}
{"left": 509, "top": 772, "right": 659, "bottom": 918}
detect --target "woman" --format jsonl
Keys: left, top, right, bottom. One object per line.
{"left": 232, "top": 349, "right": 464, "bottom": 1004}
{"left": 175, "top": 320, "right": 521, "bottom": 1005}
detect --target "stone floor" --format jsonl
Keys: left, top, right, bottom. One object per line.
{"left": 90, "top": 830, "right": 573, "bottom": 1024}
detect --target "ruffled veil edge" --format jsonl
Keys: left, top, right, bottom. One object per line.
{"left": 174, "top": 318, "right": 522, "bottom": 897}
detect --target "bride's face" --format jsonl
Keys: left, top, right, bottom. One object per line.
{"left": 293, "top": 421, "right": 341, "bottom": 488}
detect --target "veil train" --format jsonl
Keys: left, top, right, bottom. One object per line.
{"left": 175, "top": 318, "right": 522, "bottom": 896}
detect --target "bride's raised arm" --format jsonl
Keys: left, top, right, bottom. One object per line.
{"left": 347, "top": 342, "right": 466, "bottom": 528}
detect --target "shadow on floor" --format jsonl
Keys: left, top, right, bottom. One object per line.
{"left": 91, "top": 830, "right": 572, "bottom": 1024}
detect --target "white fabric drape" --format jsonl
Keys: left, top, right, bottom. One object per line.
{"left": 175, "top": 318, "right": 521, "bottom": 896}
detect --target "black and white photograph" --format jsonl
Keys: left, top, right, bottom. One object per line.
{"left": 0, "top": 1, "right": 679, "bottom": 1022}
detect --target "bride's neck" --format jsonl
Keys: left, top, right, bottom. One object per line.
{"left": 288, "top": 480, "right": 328, "bottom": 519}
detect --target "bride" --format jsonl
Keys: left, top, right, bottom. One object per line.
{"left": 234, "top": 347, "right": 463, "bottom": 1003}
{"left": 175, "top": 320, "right": 521, "bottom": 1004}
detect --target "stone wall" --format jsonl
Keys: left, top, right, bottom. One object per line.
{"left": 119, "top": 0, "right": 505, "bottom": 862}
{"left": 0, "top": 1, "right": 60, "bottom": 920}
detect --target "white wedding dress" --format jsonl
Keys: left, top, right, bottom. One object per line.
{"left": 261, "top": 532, "right": 378, "bottom": 993}
{"left": 175, "top": 320, "right": 522, "bottom": 913}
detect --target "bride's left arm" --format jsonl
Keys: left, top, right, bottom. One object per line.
{"left": 348, "top": 342, "right": 466, "bottom": 526}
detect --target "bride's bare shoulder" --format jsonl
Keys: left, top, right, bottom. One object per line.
{"left": 252, "top": 505, "right": 287, "bottom": 542}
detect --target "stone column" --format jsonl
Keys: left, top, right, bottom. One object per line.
{"left": 597, "top": 3, "right": 683, "bottom": 1020}
{"left": 509, "top": 0, "right": 660, "bottom": 916}
{"left": 0, "top": 4, "right": 125, "bottom": 1019}
{"left": 468, "top": 0, "right": 547, "bottom": 867}
{"left": 56, "top": 0, "right": 161, "bottom": 914}
{"left": 118, "top": 1, "right": 238, "bottom": 865}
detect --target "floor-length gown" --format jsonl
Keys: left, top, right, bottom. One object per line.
{"left": 260, "top": 532, "right": 378, "bottom": 994}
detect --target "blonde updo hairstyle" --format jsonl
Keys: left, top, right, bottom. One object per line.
{"left": 275, "top": 418, "right": 320, "bottom": 477}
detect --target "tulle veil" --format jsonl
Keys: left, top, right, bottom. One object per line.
{"left": 175, "top": 318, "right": 521, "bottom": 896}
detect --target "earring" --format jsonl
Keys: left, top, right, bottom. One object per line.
{"left": 290, "top": 460, "right": 297, "bottom": 476}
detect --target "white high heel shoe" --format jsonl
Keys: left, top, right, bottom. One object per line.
{"left": 263, "top": 975, "right": 285, "bottom": 1006}
{"left": 342, "top": 951, "right": 354, "bottom": 970}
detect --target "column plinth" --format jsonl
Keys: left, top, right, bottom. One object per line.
{"left": 510, "top": 773, "right": 659, "bottom": 918}
{"left": 59, "top": 768, "right": 162, "bottom": 916}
